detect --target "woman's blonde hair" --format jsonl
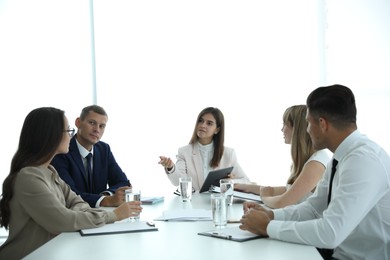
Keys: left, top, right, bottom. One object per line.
{"left": 283, "top": 105, "right": 315, "bottom": 185}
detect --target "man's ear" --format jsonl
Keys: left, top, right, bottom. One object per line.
{"left": 75, "top": 117, "right": 81, "bottom": 128}
{"left": 319, "top": 117, "right": 328, "bottom": 132}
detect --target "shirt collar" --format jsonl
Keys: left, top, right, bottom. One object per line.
{"left": 75, "top": 138, "right": 94, "bottom": 158}
{"left": 197, "top": 141, "right": 214, "bottom": 151}
{"left": 333, "top": 129, "right": 360, "bottom": 162}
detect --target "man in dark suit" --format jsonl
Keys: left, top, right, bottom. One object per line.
{"left": 51, "top": 105, "right": 131, "bottom": 207}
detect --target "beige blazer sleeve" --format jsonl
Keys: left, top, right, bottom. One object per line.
{"left": 0, "top": 166, "right": 117, "bottom": 259}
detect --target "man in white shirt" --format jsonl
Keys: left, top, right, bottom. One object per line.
{"left": 239, "top": 84, "right": 390, "bottom": 260}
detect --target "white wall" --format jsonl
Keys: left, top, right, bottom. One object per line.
{"left": 92, "top": 0, "right": 323, "bottom": 194}
{"left": 325, "top": 0, "right": 390, "bottom": 150}
{"left": 0, "top": 0, "right": 389, "bottom": 195}
{"left": 0, "top": 0, "right": 93, "bottom": 191}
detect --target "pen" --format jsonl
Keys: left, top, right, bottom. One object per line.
{"left": 227, "top": 220, "right": 241, "bottom": 224}
{"left": 146, "top": 221, "right": 155, "bottom": 227}
{"left": 211, "top": 232, "right": 232, "bottom": 240}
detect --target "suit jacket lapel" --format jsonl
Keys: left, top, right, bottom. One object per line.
{"left": 69, "top": 137, "right": 89, "bottom": 188}
{"left": 192, "top": 143, "right": 203, "bottom": 188}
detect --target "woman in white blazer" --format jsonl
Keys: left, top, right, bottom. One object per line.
{"left": 159, "top": 107, "right": 250, "bottom": 191}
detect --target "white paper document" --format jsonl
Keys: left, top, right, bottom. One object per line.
{"left": 154, "top": 209, "right": 212, "bottom": 221}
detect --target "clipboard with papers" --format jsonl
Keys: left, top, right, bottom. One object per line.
{"left": 210, "top": 186, "right": 262, "bottom": 203}
{"left": 198, "top": 226, "right": 264, "bottom": 242}
{"left": 80, "top": 221, "right": 158, "bottom": 236}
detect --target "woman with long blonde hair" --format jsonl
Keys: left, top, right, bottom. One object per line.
{"left": 235, "top": 105, "right": 330, "bottom": 208}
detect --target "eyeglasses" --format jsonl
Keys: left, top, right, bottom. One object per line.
{"left": 65, "top": 128, "right": 75, "bottom": 137}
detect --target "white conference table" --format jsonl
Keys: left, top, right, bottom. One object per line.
{"left": 24, "top": 192, "right": 322, "bottom": 260}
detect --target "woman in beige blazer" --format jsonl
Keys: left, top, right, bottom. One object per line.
{"left": 159, "top": 107, "right": 250, "bottom": 191}
{"left": 0, "top": 107, "right": 142, "bottom": 259}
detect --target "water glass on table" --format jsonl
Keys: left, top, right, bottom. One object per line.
{"left": 211, "top": 193, "right": 227, "bottom": 228}
{"left": 179, "top": 176, "right": 192, "bottom": 202}
{"left": 220, "top": 179, "right": 234, "bottom": 206}
{"left": 125, "top": 189, "right": 141, "bottom": 221}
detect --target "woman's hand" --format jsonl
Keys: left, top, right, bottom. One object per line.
{"left": 113, "top": 201, "right": 143, "bottom": 221}
{"left": 234, "top": 183, "right": 260, "bottom": 195}
{"left": 158, "top": 156, "right": 174, "bottom": 170}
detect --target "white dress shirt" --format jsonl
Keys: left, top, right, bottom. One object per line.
{"left": 75, "top": 140, "right": 106, "bottom": 207}
{"left": 198, "top": 141, "right": 213, "bottom": 179}
{"left": 268, "top": 130, "right": 390, "bottom": 260}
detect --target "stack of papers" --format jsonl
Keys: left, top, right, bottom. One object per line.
{"left": 211, "top": 186, "right": 262, "bottom": 202}
{"left": 154, "top": 209, "right": 212, "bottom": 221}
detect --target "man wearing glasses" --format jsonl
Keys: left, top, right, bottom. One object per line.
{"left": 51, "top": 105, "right": 131, "bottom": 208}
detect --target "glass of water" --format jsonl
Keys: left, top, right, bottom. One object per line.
{"left": 179, "top": 176, "right": 192, "bottom": 202}
{"left": 125, "top": 189, "right": 141, "bottom": 221}
{"left": 211, "top": 193, "right": 227, "bottom": 228}
{"left": 220, "top": 179, "right": 234, "bottom": 206}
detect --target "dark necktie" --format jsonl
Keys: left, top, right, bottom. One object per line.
{"left": 327, "top": 159, "right": 338, "bottom": 205}
{"left": 86, "top": 153, "right": 93, "bottom": 192}
{"left": 318, "top": 158, "right": 338, "bottom": 260}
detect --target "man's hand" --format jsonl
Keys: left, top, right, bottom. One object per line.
{"left": 101, "top": 186, "right": 130, "bottom": 207}
{"left": 242, "top": 201, "right": 263, "bottom": 213}
{"left": 239, "top": 202, "right": 274, "bottom": 236}
{"left": 239, "top": 208, "right": 272, "bottom": 236}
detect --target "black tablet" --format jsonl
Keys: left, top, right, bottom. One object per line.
{"left": 199, "top": 166, "right": 234, "bottom": 193}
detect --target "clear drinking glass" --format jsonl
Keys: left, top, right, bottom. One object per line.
{"left": 125, "top": 189, "right": 141, "bottom": 221}
{"left": 179, "top": 176, "right": 192, "bottom": 202}
{"left": 220, "top": 179, "right": 234, "bottom": 206}
{"left": 211, "top": 193, "right": 227, "bottom": 228}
